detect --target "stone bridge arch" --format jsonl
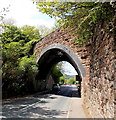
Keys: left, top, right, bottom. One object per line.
{"left": 35, "top": 43, "right": 86, "bottom": 91}
{"left": 34, "top": 28, "right": 90, "bottom": 93}
{"left": 37, "top": 43, "right": 86, "bottom": 79}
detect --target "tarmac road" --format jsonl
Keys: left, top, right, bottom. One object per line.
{"left": 1, "top": 85, "right": 87, "bottom": 119}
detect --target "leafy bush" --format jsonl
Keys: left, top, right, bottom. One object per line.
{"left": 51, "top": 65, "right": 63, "bottom": 84}
{"left": 1, "top": 25, "right": 41, "bottom": 98}
{"left": 66, "top": 78, "right": 76, "bottom": 85}
{"left": 59, "top": 76, "right": 66, "bottom": 85}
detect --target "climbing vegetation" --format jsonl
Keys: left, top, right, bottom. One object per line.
{"left": 35, "top": 1, "right": 115, "bottom": 46}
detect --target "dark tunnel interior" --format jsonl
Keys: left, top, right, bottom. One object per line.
{"left": 37, "top": 48, "right": 82, "bottom": 82}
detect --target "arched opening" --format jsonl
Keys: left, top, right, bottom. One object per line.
{"left": 35, "top": 44, "right": 86, "bottom": 96}
{"left": 52, "top": 61, "right": 79, "bottom": 85}
{"left": 47, "top": 61, "right": 82, "bottom": 97}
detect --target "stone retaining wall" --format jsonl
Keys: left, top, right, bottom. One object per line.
{"left": 83, "top": 23, "right": 115, "bottom": 119}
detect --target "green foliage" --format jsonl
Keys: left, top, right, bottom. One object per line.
{"left": 36, "top": 2, "right": 115, "bottom": 46}
{"left": 59, "top": 76, "right": 66, "bottom": 85}
{"left": 51, "top": 65, "right": 63, "bottom": 83}
{"left": 21, "top": 25, "right": 41, "bottom": 40}
{"left": 19, "top": 55, "right": 38, "bottom": 73}
{"left": 1, "top": 25, "right": 41, "bottom": 98}
{"left": 66, "top": 78, "right": 76, "bottom": 85}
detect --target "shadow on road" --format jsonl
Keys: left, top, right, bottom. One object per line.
{"left": 2, "top": 85, "right": 81, "bottom": 118}
{"left": 50, "top": 85, "right": 81, "bottom": 98}
{"left": 50, "top": 90, "right": 81, "bottom": 98}
{"left": 2, "top": 93, "right": 67, "bottom": 118}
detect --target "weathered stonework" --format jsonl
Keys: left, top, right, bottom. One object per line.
{"left": 83, "top": 24, "right": 115, "bottom": 119}
{"left": 34, "top": 28, "right": 89, "bottom": 92}
{"left": 34, "top": 25, "right": 115, "bottom": 119}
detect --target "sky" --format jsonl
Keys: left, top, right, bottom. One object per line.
{"left": 0, "top": 0, "right": 55, "bottom": 28}
{"left": 58, "top": 61, "right": 78, "bottom": 75}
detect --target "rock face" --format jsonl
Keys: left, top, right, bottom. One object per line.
{"left": 34, "top": 25, "right": 115, "bottom": 118}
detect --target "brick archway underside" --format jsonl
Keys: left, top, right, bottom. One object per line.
{"left": 36, "top": 43, "right": 86, "bottom": 81}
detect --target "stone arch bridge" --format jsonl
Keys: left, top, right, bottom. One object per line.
{"left": 34, "top": 29, "right": 90, "bottom": 91}
{"left": 34, "top": 28, "right": 115, "bottom": 119}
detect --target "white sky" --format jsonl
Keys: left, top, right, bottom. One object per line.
{"left": 58, "top": 61, "right": 78, "bottom": 75}
{"left": 0, "top": 0, "right": 55, "bottom": 28}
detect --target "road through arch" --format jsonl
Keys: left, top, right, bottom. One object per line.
{"left": 35, "top": 43, "right": 86, "bottom": 91}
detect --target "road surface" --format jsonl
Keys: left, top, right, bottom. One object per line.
{"left": 1, "top": 85, "right": 87, "bottom": 118}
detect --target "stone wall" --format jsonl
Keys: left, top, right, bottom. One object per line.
{"left": 34, "top": 29, "right": 77, "bottom": 57}
{"left": 83, "top": 23, "right": 115, "bottom": 119}
{"left": 46, "top": 75, "right": 54, "bottom": 90}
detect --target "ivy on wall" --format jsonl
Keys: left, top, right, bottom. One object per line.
{"left": 35, "top": 1, "right": 115, "bottom": 46}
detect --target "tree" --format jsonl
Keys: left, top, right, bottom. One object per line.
{"left": 66, "top": 78, "right": 76, "bottom": 85}
{"left": 59, "top": 76, "right": 66, "bottom": 85}
{"left": 35, "top": 1, "right": 115, "bottom": 46}
{"left": 21, "top": 25, "right": 41, "bottom": 40}
{"left": 1, "top": 25, "right": 41, "bottom": 98}
{"left": 37, "top": 25, "right": 53, "bottom": 37}
{"left": 51, "top": 65, "right": 63, "bottom": 83}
